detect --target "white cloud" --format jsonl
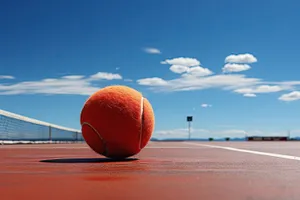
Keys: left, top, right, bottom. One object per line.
{"left": 137, "top": 77, "right": 169, "bottom": 86}
{"left": 138, "top": 55, "right": 300, "bottom": 100}
{"left": 279, "top": 91, "right": 300, "bottom": 101}
{"left": 61, "top": 75, "right": 85, "bottom": 80}
{"left": 278, "top": 81, "right": 300, "bottom": 86}
{"left": 183, "top": 66, "right": 213, "bottom": 77}
{"left": 234, "top": 85, "right": 284, "bottom": 94}
{"left": 137, "top": 74, "right": 261, "bottom": 92}
{"left": 139, "top": 56, "right": 262, "bottom": 93}
{"left": 169, "top": 65, "right": 189, "bottom": 74}
{"left": 225, "top": 53, "right": 257, "bottom": 63}
{"left": 244, "top": 93, "right": 256, "bottom": 97}
{"left": 222, "top": 63, "right": 251, "bottom": 73}
{"left": 144, "top": 47, "right": 161, "bottom": 54}
{"left": 89, "top": 72, "right": 122, "bottom": 80}
{"left": 0, "top": 75, "right": 15, "bottom": 79}
{"left": 4, "top": 54, "right": 299, "bottom": 102}
{"left": 201, "top": 103, "right": 212, "bottom": 108}
{"left": 0, "top": 72, "right": 123, "bottom": 95}
{"left": 161, "top": 57, "right": 200, "bottom": 67}
{"left": 165, "top": 57, "right": 212, "bottom": 77}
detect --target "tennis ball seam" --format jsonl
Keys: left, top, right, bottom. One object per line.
{"left": 81, "top": 122, "right": 108, "bottom": 156}
{"left": 139, "top": 96, "right": 144, "bottom": 150}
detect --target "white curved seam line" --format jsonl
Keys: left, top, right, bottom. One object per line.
{"left": 81, "top": 122, "right": 104, "bottom": 141}
{"left": 82, "top": 122, "right": 107, "bottom": 155}
{"left": 139, "top": 96, "right": 144, "bottom": 149}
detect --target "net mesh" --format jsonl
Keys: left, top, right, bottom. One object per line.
{"left": 0, "top": 109, "right": 83, "bottom": 142}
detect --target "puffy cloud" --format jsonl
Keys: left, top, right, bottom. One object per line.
{"left": 169, "top": 65, "right": 189, "bottom": 74}
{"left": 143, "top": 47, "right": 161, "bottom": 54}
{"left": 137, "top": 77, "right": 169, "bottom": 86}
{"left": 165, "top": 57, "right": 212, "bottom": 77}
{"left": 139, "top": 55, "right": 263, "bottom": 93}
{"left": 138, "top": 54, "right": 300, "bottom": 101}
{"left": 183, "top": 66, "right": 213, "bottom": 77}
{"left": 89, "top": 72, "right": 122, "bottom": 80}
{"left": 161, "top": 57, "right": 200, "bottom": 67}
{"left": 222, "top": 63, "right": 251, "bottom": 73}
{"left": 279, "top": 91, "right": 300, "bottom": 101}
{"left": 225, "top": 53, "right": 257, "bottom": 63}
{"left": 234, "top": 85, "right": 283, "bottom": 94}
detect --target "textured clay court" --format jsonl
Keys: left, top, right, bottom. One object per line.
{"left": 1, "top": 141, "right": 300, "bottom": 200}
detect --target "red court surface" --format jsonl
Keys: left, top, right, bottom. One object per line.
{"left": 1, "top": 141, "right": 300, "bottom": 200}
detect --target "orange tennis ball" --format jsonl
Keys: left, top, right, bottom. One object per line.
{"left": 80, "top": 85, "right": 155, "bottom": 159}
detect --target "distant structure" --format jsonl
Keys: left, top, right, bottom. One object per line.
{"left": 246, "top": 136, "right": 288, "bottom": 141}
{"left": 186, "top": 116, "right": 193, "bottom": 140}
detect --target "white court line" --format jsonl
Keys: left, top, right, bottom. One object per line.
{"left": 146, "top": 146, "right": 203, "bottom": 149}
{"left": 184, "top": 142, "right": 300, "bottom": 161}
{"left": 0, "top": 146, "right": 89, "bottom": 149}
{"left": 0, "top": 146, "right": 202, "bottom": 149}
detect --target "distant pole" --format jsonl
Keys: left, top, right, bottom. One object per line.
{"left": 188, "top": 121, "right": 191, "bottom": 139}
{"left": 187, "top": 116, "right": 193, "bottom": 140}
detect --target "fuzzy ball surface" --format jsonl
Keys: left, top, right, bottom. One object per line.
{"left": 80, "top": 85, "right": 155, "bottom": 159}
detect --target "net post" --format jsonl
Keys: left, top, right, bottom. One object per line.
{"left": 76, "top": 131, "right": 79, "bottom": 142}
{"left": 49, "top": 126, "right": 52, "bottom": 143}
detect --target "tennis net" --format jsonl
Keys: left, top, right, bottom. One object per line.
{"left": 0, "top": 109, "right": 83, "bottom": 143}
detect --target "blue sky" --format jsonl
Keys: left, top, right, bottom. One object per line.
{"left": 1, "top": 0, "right": 300, "bottom": 139}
